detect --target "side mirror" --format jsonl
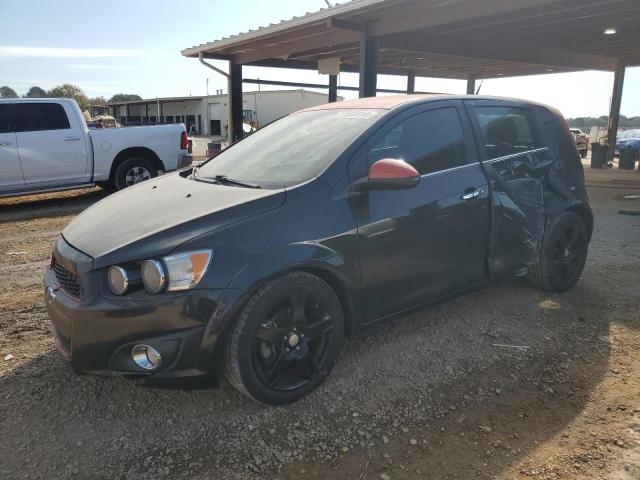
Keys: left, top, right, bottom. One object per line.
{"left": 355, "top": 158, "right": 420, "bottom": 191}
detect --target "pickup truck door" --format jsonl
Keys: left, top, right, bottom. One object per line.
{"left": 0, "top": 104, "right": 24, "bottom": 191}
{"left": 15, "top": 102, "right": 89, "bottom": 187}
{"left": 350, "top": 102, "right": 491, "bottom": 322}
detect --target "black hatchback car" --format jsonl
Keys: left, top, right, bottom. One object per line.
{"left": 45, "top": 95, "right": 592, "bottom": 405}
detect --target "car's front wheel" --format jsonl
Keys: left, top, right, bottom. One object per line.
{"left": 528, "top": 211, "right": 588, "bottom": 292}
{"left": 224, "top": 271, "right": 344, "bottom": 405}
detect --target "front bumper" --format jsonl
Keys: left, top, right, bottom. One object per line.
{"left": 43, "top": 239, "right": 237, "bottom": 378}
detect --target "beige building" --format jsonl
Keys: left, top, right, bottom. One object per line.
{"left": 100, "top": 89, "right": 340, "bottom": 137}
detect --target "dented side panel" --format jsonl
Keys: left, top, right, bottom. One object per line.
{"left": 481, "top": 149, "right": 551, "bottom": 273}
{"left": 464, "top": 100, "right": 590, "bottom": 277}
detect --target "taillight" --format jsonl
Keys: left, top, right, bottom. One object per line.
{"left": 180, "top": 131, "right": 188, "bottom": 150}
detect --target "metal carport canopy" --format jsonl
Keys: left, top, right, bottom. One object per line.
{"left": 182, "top": 0, "right": 640, "bottom": 149}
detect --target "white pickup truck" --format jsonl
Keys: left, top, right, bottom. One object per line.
{"left": 0, "top": 98, "right": 191, "bottom": 197}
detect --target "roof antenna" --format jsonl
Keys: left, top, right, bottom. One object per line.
{"left": 475, "top": 68, "right": 488, "bottom": 95}
{"left": 324, "top": 0, "right": 333, "bottom": 7}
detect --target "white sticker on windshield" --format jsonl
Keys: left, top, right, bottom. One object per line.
{"left": 328, "top": 110, "right": 381, "bottom": 120}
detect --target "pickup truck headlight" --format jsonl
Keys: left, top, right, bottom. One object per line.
{"left": 140, "top": 250, "right": 211, "bottom": 294}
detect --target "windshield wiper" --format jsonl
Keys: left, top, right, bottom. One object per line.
{"left": 190, "top": 172, "right": 261, "bottom": 188}
{"left": 212, "top": 174, "right": 261, "bottom": 189}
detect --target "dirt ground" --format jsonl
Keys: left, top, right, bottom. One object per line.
{"left": 0, "top": 165, "right": 638, "bottom": 480}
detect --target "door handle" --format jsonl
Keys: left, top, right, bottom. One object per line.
{"left": 64, "top": 136, "right": 81, "bottom": 141}
{"left": 0, "top": 141, "right": 11, "bottom": 147}
{"left": 461, "top": 187, "right": 485, "bottom": 200}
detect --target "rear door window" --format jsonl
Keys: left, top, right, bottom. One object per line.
{"left": 15, "top": 103, "right": 70, "bottom": 132}
{"left": 471, "top": 106, "right": 540, "bottom": 160}
{"left": 0, "top": 105, "right": 11, "bottom": 133}
{"left": 368, "top": 107, "right": 467, "bottom": 175}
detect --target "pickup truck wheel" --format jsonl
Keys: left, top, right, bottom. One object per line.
{"left": 580, "top": 148, "right": 588, "bottom": 158}
{"left": 114, "top": 157, "right": 158, "bottom": 190}
{"left": 527, "top": 211, "right": 588, "bottom": 293}
{"left": 224, "top": 272, "right": 344, "bottom": 405}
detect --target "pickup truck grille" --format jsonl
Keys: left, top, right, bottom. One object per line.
{"left": 52, "top": 256, "right": 81, "bottom": 299}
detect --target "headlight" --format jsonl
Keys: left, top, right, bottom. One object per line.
{"left": 163, "top": 250, "right": 212, "bottom": 292}
{"left": 108, "top": 266, "right": 129, "bottom": 295}
{"left": 141, "top": 260, "right": 166, "bottom": 294}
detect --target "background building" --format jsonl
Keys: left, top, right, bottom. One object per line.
{"left": 98, "top": 89, "right": 340, "bottom": 136}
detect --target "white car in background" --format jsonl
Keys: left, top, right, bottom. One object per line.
{"left": 0, "top": 98, "right": 191, "bottom": 197}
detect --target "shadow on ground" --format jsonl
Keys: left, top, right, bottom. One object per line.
{"left": 0, "top": 188, "right": 107, "bottom": 222}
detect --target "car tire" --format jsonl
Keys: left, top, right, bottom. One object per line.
{"left": 527, "top": 211, "right": 588, "bottom": 293}
{"left": 224, "top": 271, "right": 344, "bottom": 405}
{"left": 580, "top": 148, "right": 588, "bottom": 158}
{"left": 113, "top": 157, "right": 158, "bottom": 190}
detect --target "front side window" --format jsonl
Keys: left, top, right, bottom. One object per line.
{"left": 472, "top": 106, "right": 540, "bottom": 160}
{"left": 368, "top": 107, "right": 467, "bottom": 175}
{"left": 196, "top": 109, "right": 385, "bottom": 189}
{"left": 15, "top": 103, "right": 70, "bottom": 132}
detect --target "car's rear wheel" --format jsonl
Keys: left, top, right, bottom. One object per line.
{"left": 580, "top": 148, "right": 588, "bottom": 158}
{"left": 113, "top": 157, "right": 158, "bottom": 190}
{"left": 224, "top": 271, "right": 344, "bottom": 405}
{"left": 527, "top": 211, "right": 588, "bottom": 292}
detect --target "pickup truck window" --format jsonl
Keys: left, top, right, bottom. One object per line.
{"left": 0, "top": 105, "right": 10, "bottom": 133}
{"left": 15, "top": 103, "right": 70, "bottom": 132}
{"left": 369, "top": 107, "right": 466, "bottom": 175}
{"left": 472, "top": 106, "right": 540, "bottom": 160}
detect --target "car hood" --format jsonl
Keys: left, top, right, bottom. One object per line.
{"left": 62, "top": 172, "right": 285, "bottom": 268}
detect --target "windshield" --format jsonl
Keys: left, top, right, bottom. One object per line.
{"left": 195, "top": 109, "right": 385, "bottom": 189}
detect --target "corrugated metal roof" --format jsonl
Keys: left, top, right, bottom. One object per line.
{"left": 181, "top": 0, "right": 388, "bottom": 57}
{"left": 180, "top": 0, "right": 640, "bottom": 79}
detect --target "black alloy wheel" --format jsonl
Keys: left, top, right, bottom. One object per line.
{"left": 550, "top": 223, "right": 586, "bottom": 283}
{"left": 252, "top": 291, "right": 334, "bottom": 392}
{"left": 528, "top": 211, "right": 588, "bottom": 292}
{"left": 225, "top": 272, "right": 344, "bottom": 405}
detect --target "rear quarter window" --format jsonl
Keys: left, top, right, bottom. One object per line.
{"left": 472, "top": 106, "right": 541, "bottom": 160}
{"left": 15, "top": 103, "right": 70, "bottom": 132}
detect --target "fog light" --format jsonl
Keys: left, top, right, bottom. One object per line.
{"left": 131, "top": 344, "right": 162, "bottom": 370}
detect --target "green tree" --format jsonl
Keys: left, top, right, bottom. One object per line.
{"left": 89, "top": 96, "right": 107, "bottom": 105}
{"left": 0, "top": 86, "right": 18, "bottom": 98}
{"left": 108, "top": 93, "right": 143, "bottom": 103}
{"left": 25, "top": 86, "right": 47, "bottom": 98}
{"left": 48, "top": 84, "right": 89, "bottom": 108}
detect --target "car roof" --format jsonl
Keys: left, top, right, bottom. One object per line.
{"left": 0, "top": 98, "right": 75, "bottom": 103}
{"left": 300, "top": 94, "right": 553, "bottom": 112}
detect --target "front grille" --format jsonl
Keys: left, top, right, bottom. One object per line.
{"left": 52, "top": 257, "right": 81, "bottom": 299}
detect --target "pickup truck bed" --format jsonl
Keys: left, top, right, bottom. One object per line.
{"left": 0, "top": 98, "right": 191, "bottom": 198}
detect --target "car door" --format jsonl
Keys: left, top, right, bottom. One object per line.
{"left": 15, "top": 102, "right": 89, "bottom": 187}
{"left": 465, "top": 101, "right": 549, "bottom": 275}
{"left": 0, "top": 103, "right": 24, "bottom": 191}
{"left": 349, "top": 101, "right": 491, "bottom": 323}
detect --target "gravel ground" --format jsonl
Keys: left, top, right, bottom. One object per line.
{"left": 0, "top": 166, "right": 638, "bottom": 479}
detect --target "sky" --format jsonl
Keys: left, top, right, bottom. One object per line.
{"left": 0, "top": 0, "right": 638, "bottom": 119}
